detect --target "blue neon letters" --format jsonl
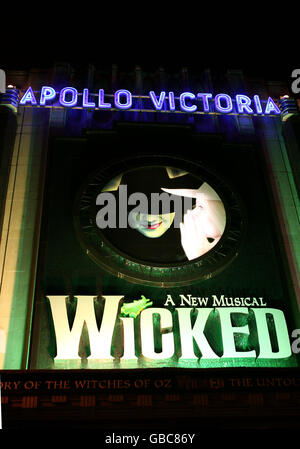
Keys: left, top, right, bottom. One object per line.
{"left": 98, "top": 89, "right": 111, "bottom": 109}
{"left": 40, "top": 86, "right": 56, "bottom": 105}
{"left": 114, "top": 89, "right": 132, "bottom": 109}
{"left": 59, "top": 87, "right": 78, "bottom": 107}
{"left": 197, "top": 93, "right": 213, "bottom": 112}
{"left": 215, "top": 94, "right": 233, "bottom": 113}
{"left": 149, "top": 91, "right": 166, "bottom": 110}
{"left": 179, "top": 92, "right": 197, "bottom": 112}
{"left": 235, "top": 95, "right": 253, "bottom": 114}
{"left": 82, "top": 88, "right": 96, "bottom": 108}
{"left": 19, "top": 86, "right": 281, "bottom": 116}
{"left": 19, "top": 86, "right": 38, "bottom": 105}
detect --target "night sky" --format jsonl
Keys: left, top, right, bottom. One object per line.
{"left": 1, "top": 23, "right": 297, "bottom": 85}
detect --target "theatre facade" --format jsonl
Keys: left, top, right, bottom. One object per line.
{"left": 0, "top": 63, "right": 300, "bottom": 429}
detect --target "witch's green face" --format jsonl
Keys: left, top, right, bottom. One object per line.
{"left": 129, "top": 212, "right": 175, "bottom": 238}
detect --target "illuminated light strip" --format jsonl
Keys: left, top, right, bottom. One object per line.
{"left": 18, "top": 104, "right": 280, "bottom": 117}
{"left": 21, "top": 90, "right": 279, "bottom": 101}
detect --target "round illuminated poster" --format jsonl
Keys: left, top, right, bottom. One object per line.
{"left": 74, "top": 156, "right": 245, "bottom": 286}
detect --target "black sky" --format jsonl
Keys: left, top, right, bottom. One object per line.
{"left": 1, "top": 22, "right": 297, "bottom": 84}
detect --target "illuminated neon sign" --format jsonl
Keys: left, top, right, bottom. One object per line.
{"left": 47, "top": 293, "right": 295, "bottom": 368}
{"left": 19, "top": 86, "right": 281, "bottom": 116}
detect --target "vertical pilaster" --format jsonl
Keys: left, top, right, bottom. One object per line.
{"left": 0, "top": 98, "right": 18, "bottom": 248}
{"left": 258, "top": 112, "right": 300, "bottom": 320}
{"left": 0, "top": 92, "right": 18, "bottom": 363}
{"left": 0, "top": 85, "right": 50, "bottom": 368}
{"left": 280, "top": 98, "right": 300, "bottom": 199}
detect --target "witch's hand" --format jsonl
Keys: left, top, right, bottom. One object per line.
{"left": 179, "top": 208, "right": 214, "bottom": 260}
{"left": 162, "top": 183, "right": 226, "bottom": 260}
